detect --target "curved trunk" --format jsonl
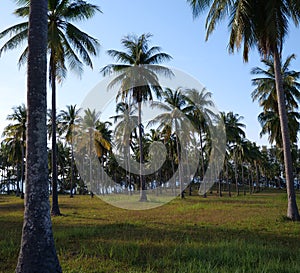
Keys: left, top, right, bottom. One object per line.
{"left": 273, "top": 48, "right": 300, "bottom": 221}
{"left": 16, "top": 0, "right": 62, "bottom": 271}
{"left": 50, "top": 54, "right": 61, "bottom": 216}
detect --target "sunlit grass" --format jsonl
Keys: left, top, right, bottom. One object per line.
{"left": 1, "top": 190, "right": 300, "bottom": 272}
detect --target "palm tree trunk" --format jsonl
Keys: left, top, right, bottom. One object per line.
{"left": 175, "top": 122, "right": 184, "bottom": 199}
{"left": 138, "top": 101, "right": 147, "bottom": 202}
{"left": 21, "top": 134, "right": 25, "bottom": 198}
{"left": 218, "top": 172, "right": 222, "bottom": 197}
{"left": 242, "top": 164, "right": 246, "bottom": 195}
{"left": 226, "top": 160, "right": 231, "bottom": 197}
{"left": 16, "top": 0, "right": 61, "bottom": 271}
{"left": 50, "top": 54, "right": 61, "bottom": 216}
{"left": 89, "top": 128, "right": 93, "bottom": 193}
{"left": 235, "top": 154, "right": 239, "bottom": 196}
{"left": 255, "top": 161, "right": 259, "bottom": 193}
{"left": 273, "top": 48, "right": 300, "bottom": 221}
{"left": 16, "top": 163, "right": 21, "bottom": 196}
{"left": 199, "top": 131, "right": 207, "bottom": 197}
{"left": 70, "top": 143, "right": 74, "bottom": 198}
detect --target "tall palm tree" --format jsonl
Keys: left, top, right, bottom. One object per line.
{"left": 187, "top": 0, "right": 300, "bottom": 220}
{"left": 2, "top": 104, "right": 27, "bottom": 197}
{"left": 101, "top": 33, "right": 172, "bottom": 201}
{"left": 58, "top": 104, "right": 81, "bottom": 197}
{"left": 15, "top": 0, "right": 61, "bottom": 271}
{"left": 0, "top": 0, "right": 101, "bottom": 215}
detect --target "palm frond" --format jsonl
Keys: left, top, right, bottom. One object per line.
{"left": 0, "top": 28, "right": 28, "bottom": 57}
{"left": 100, "top": 64, "right": 131, "bottom": 77}
{"left": 18, "top": 46, "right": 28, "bottom": 68}
{"left": 14, "top": 6, "right": 30, "bottom": 17}
{"left": 106, "top": 50, "right": 134, "bottom": 64}
{"left": 62, "top": 1, "right": 102, "bottom": 21}
{"left": 65, "top": 23, "right": 99, "bottom": 68}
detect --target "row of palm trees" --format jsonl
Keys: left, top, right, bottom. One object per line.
{"left": 1, "top": 92, "right": 298, "bottom": 199}
{"left": 1, "top": 33, "right": 300, "bottom": 210}
{"left": 0, "top": 0, "right": 299, "bottom": 218}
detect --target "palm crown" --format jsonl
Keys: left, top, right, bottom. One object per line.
{"left": 101, "top": 33, "right": 173, "bottom": 103}
{"left": 0, "top": 0, "right": 101, "bottom": 81}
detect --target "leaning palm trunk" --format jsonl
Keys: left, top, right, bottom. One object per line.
{"left": 50, "top": 55, "right": 61, "bottom": 216}
{"left": 16, "top": 0, "right": 61, "bottom": 271}
{"left": 273, "top": 48, "right": 300, "bottom": 221}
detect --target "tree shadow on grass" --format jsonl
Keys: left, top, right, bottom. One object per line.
{"left": 53, "top": 222, "right": 300, "bottom": 273}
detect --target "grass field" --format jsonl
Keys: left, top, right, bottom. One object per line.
{"left": 1, "top": 191, "right": 300, "bottom": 273}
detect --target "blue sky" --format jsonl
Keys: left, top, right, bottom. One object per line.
{"left": 0, "top": 0, "right": 300, "bottom": 146}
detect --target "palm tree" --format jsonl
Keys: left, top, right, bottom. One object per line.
{"left": 0, "top": 0, "right": 101, "bottom": 215}
{"left": 75, "top": 108, "right": 112, "bottom": 194}
{"left": 187, "top": 0, "right": 300, "bottom": 220}
{"left": 101, "top": 33, "right": 172, "bottom": 201}
{"left": 252, "top": 55, "right": 300, "bottom": 110}
{"left": 150, "top": 87, "right": 192, "bottom": 198}
{"left": 15, "top": 0, "right": 61, "bottom": 271}
{"left": 257, "top": 110, "right": 300, "bottom": 149}
{"left": 185, "top": 88, "right": 216, "bottom": 196}
{"left": 251, "top": 54, "right": 300, "bottom": 148}
{"left": 58, "top": 105, "right": 81, "bottom": 197}
{"left": 1, "top": 135, "right": 22, "bottom": 194}
{"left": 110, "top": 102, "right": 138, "bottom": 192}
{"left": 2, "top": 104, "right": 27, "bottom": 197}
{"left": 221, "top": 111, "right": 246, "bottom": 195}
{"left": 81, "top": 108, "right": 100, "bottom": 192}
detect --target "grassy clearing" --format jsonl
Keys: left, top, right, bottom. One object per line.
{"left": 1, "top": 191, "right": 300, "bottom": 272}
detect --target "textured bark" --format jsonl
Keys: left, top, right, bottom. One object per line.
{"left": 273, "top": 48, "right": 300, "bottom": 221}
{"left": 16, "top": 0, "right": 62, "bottom": 272}
{"left": 50, "top": 55, "right": 61, "bottom": 216}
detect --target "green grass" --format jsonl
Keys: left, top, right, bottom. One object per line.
{"left": 1, "top": 191, "right": 300, "bottom": 272}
